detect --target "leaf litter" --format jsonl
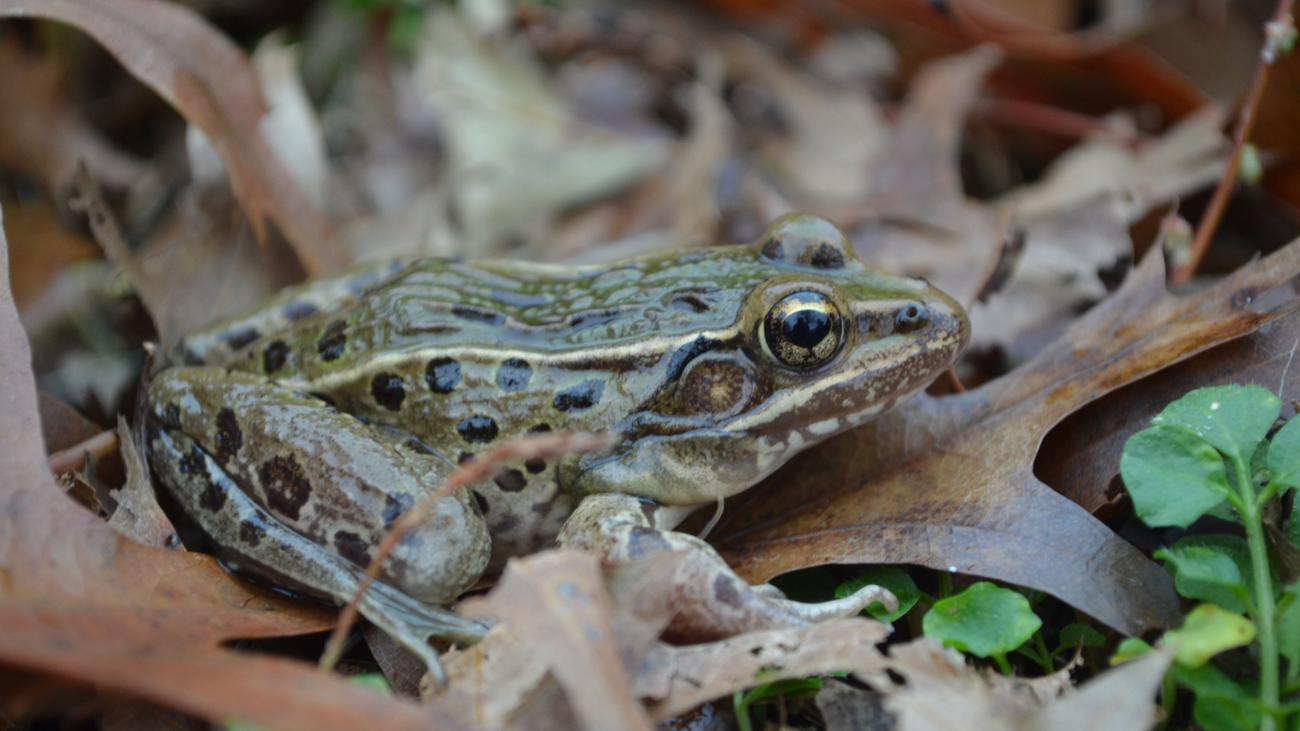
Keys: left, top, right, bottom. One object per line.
{"left": 2, "top": 0, "right": 1298, "bottom": 728}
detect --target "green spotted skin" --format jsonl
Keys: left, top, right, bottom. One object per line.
{"left": 147, "top": 214, "right": 969, "bottom": 605}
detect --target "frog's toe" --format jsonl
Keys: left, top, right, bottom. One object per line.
{"left": 767, "top": 583, "right": 897, "bottom": 624}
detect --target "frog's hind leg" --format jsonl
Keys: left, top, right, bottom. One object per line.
{"left": 146, "top": 367, "right": 492, "bottom": 680}
{"left": 559, "top": 494, "right": 896, "bottom": 640}
{"left": 147, "top": 428, "right": 488, "bottom": 681}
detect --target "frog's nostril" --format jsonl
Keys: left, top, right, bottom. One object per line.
{"left": 894, "top": 303, "right": 929, "bottom": 332}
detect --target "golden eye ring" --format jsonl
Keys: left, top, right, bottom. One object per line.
{"left": 761, "top": 292, "right": 845, "bottom": 370}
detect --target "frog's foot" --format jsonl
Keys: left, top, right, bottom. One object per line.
{"left": 146, "top": 428, "right": 490, "bottom": 683}
{"left": 558, "top": 494, "right": 896, "bottom": 641}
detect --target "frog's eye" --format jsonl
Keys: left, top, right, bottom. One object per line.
{"left": 761, "top": 292, "right": 845, "bottom": 370}
{"left": 894, "top": 303, "right": 930, "bottom": 333}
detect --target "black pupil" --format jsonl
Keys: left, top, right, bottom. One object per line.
{"left": 782, "top": 308, "right": 830, "bottom": 349}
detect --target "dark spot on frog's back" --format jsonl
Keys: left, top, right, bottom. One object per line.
{"left": 426, "top": 357, "right": 461, "bottom": 393}
{"left": 282, "top": 300, "right": 318, "bottom": 321}
{"left": 333, "top": 530, "right": 371, "bottom": 567}
{"left": 317, "top": 320, "right": 348, "bottom": 361}
{"left": 553, "top": 380, "right": 604, "bottom": 412}
{"left": 457, "top": 415, "right": 500, "bottom": 443}
{"left": 371, "top": 372, "right": 406, "bottom": 411}
{"left": 525, "top": 457, "right": 546, "bottom": 474}
{"left": 452, "top": 304, "right": 505, "bottom": 325}
{"left": 259, "top": 456, "right": 313, "bottom": 522}
{"left": 496, "top": 358, "right": 533, "bottom": 392}
{"left": 493, "top": 469, "right": 527, "bottom": 492}
{"left": 263, "top": 340, "right": 289, "bottom": 374}
{"left": 214, "top": 408, "right": 242, "bottom": 462}
{"left": 222, "top": 327, "right": 260, "bottom": 351}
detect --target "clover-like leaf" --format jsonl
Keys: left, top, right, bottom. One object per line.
{"left": 1268, "top": 415, "right": 1300, "bottom": 489}
{"left": 1163, "top": 604, "right": 1256, "bottom": 668}
{"left": 1151, "top": 384, "right": 1280, "bottom": 464}
{"left": 922, "top": 582, "right": 1042, "bottom": 659}
{"left": 1053, "top": 623, "right": 1106, "bottom": 657}
{"left": 1109, "top": 637, "right": 1153, "bottom": 665}
{"left": 834, "top": 566, "right": 920, "bottom": 623}
{"left": 1156, "top": 538, "right": 1252, "bottom": 614}
{"left": 1121, "top": 425, "right": 1231, "bottom": 528}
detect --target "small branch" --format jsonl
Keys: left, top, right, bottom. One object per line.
{"left": 317, "top": 431, "right": 612, "bottom": 673}
{"left": 1172, "top": 0, "right": 1296, "bottom": 284}
{"left": 47, "top": 429, "right": 119, "bottom": 475}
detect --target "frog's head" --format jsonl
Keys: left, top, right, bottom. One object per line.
{"left": 570, "top": 214, "right": 970, "bottom": 505}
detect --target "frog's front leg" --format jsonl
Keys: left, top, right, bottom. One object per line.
{"left": 557, "top": 494, "right": 896, "bottom": 639}
{"left": 146, "top": 367, "right": 492, "bottom": 677}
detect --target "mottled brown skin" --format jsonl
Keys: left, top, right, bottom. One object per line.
{"left": 145, "top": 214, "right": 969, "bottom": 677}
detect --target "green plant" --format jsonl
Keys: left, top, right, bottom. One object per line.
{"left": 1116, "top": 384, "right": 1300, "bottom": 731}
{"left": 733, "top": 677, "right": 823, "bottom": 731}
{"left": 922, "top": 581, "right": 1042, "bottom": 674}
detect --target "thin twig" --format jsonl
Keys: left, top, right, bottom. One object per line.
{"left": 317, "top": 431, "right": 613, "bottom": 672}
{"left": 47, "top": 429, "right": 119, "bottom": 475}
{"left": 1172, "top": 0, "right": 1296, "bottom": 284}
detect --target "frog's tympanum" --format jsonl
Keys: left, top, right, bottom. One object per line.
{"left": 145, "top": 215, "right": 969, "bottom": 679}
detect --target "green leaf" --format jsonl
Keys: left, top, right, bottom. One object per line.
{"left": 1156, "top": 538, "right": 1252, "bottom": 613}
{"left": 1171, "top": 663, "right": 1260, "bottom": 731}
{"left": 1268, "top": 416, "right": 1300, "bottom": 489}
{"left": 1110, "top": 637, "right": 1153, "bottom": 665}
{"left": 834, "top": 566, "right": 920, "bottom": 623}
{"left": 1163, "top": 604, "right": 1256, "bottom": 667}
{"left": 1150, "top": 384, "right": 1280, "bottom": 463}
{"left": 922, "top": 582, "right": 1042, "bottom": 659}
{"left": 1277, "top": 582, "right": 1300, "bottom": 681}
{"left": 1053, "top": 623, "right": 1106, "bottom": 656}
{"left": 1121, "top": 425, "right": 1232, "bottom": 527}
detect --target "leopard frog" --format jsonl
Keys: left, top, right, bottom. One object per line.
{"left": 145, "top": 215, "right": 969, "bottom": 679}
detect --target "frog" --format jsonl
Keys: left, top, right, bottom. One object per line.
{"left": 143, "top": 214, "right": 969, "bottom": 682}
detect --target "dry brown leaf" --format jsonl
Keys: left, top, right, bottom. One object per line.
{"left": 725, "top": 36, "right": 887, "bottom": 206}
{"left": 1025, "top": 650, "right": 1171, "bottom": 731}
{"left": 0, "top": 39, "right": 150, "bottom": 194}
{"left": 866, "top": 45, "right": 1002, "bottom": 231}
{"left": 883, "top": 639, "right": 1171, "bottom": 731}
{"left": 104, "top": 176, "right": 305, "bottom": 346}
{"left": 458, "top": 551, "right": 654, "bottom": 731}
{"left": 641, "top": 618, "right": 893, "bottom": 721}
{"left": 105, "top": 416, "right": 175, "bottom": 547}
{"left": 0, "top": 203, "right": 464, "bottom": 731}
{"left": 0, "top": 0, "right": 345, "bottom": 276}
{"left": 413, "top": 10, "right": 668, "bottom": 257}
{"left": 715, "top": 235, "right": 1300, "bottom": 635}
